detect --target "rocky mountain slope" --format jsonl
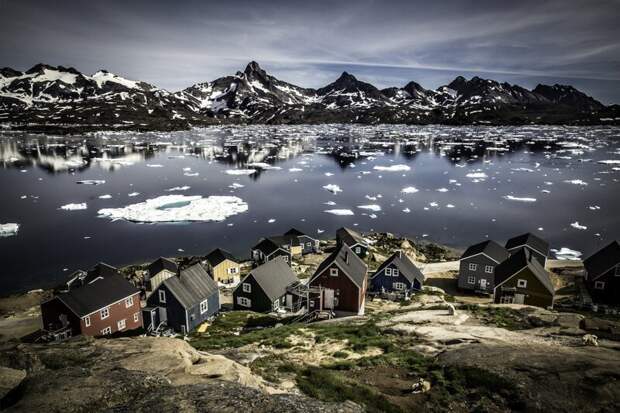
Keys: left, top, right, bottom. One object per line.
{"left": 1, "top": 61, "right": 618, "bottom": 133}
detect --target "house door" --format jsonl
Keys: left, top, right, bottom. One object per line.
{"left": 286, "top": 294, "right": 293, "bottom": 309}
{"left": 500, "top": 295, "right": 513, "bottom": 304}
{"left": 479, "top": 279, "right": 487, "bottom": 290}
{"left": 514, "top": 294, "right": 525, "bottom": 304}
{"left": 324, "top": 289, "right": 335, "bottom": 310}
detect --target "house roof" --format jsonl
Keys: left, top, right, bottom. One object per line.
{"left": 336, "top": 227, "right": 366, "bottom": 247}
{"left": 57, "top": 274, "right": 138, "bottom": 317}
{"left": 584, "top": 241, "right": 620, "bottom": 279}
{"left": 147, "top": 257, "right": 178, "bottom": 276}
{"left": 313, "top": 243, "right": 367, "bottom": 288}
{"left": 162, "top": 264, "right": 219, "bottom": 310}
{"left": 245, "top": 256, "right": 298, "bottom": 301}
{"left": 67, "top": 262, "right": 119, "bottom": 290}
{"left": 374, "top": 251, "right": 424, "bottom": 284}
{"left": 205, "top": 248, "right": 238, "bottom": 267}
{"left": 461, "top": 240, "right": 510, "bottom": 263}
{"left": 494, "top": 249, "right": 554, "bottom": 294}
{"left": 284, "top": 228, "right": 306, "bottom": 237}
{"left": 505, "top": 233, "right": 550, "bottom": 256}
{"left": 252, "top": 238, "right": 285, "bottom": 256}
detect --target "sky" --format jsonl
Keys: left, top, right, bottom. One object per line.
{"left": 1, "top": 0, "right": 619, "bottom": 103}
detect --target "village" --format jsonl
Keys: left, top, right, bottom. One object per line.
{"left": 1, "top": 228, "right": 620, "bottom": 411}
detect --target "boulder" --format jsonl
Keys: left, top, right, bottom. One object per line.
{"left": 0, "top": 366, "right": 26, "bottom": 409}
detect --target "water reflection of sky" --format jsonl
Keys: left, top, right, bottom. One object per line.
{"left": 0, "top": 125, "right": 619, "bottom": 293}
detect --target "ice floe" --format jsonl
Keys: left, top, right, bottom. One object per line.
{"left": 551, "top": 247, "right": 582, "bottom": 260}
{"left": 76, "top": 180, "right": 105, "bottom": 185}
{"left": 146, "top": 164, "right": 164, "bottom": 168}
{"left": 166, "top": 186, "right": 191, "bottom": 192}
{"left": 401, "top": 186, "right": 419, "bottom": 194}
{"left": 0, "top": 223, "right": 19, "bottom": 237}
{"left": 288, "top": 168, "right": 303, "bottom": 172}
{"left": 97, "top": 195, "right": 248, "bottom": 223}
{"left": 247, "top": 162, "right": 282, "bottom": 170}
{"left": 564, "top": 179, "right": 588, "bottom": 186}
{"left": 324, "top": 209, "right": 354, "bottom": 216}
{"left": 323, "top": 184, "right": 342, "bottom": 194}
{"left": 357, "top": 204, "right": 381, "bottom": 212}
{"left": 570, "top": 221, "right": 587, "bottom": 230}
{"left": 598, "top": 160, "right": 620, "bottom": 165}
{"left": 436, "top": 188, "right": 449, "bottom": 192}
{"left": 229, "top": 183, "right": 245, "bottom": 189}
{"left": 98, "top": 194, "right": 112, "bottom": 199}
{"left": 503, "top": 195, "right": 537, "bottom": 202}
{"left": 466, "top": 172, "right": 488, "bottom": 179}
{"left": 128, "top": 192, "right": 140, "bottom": 197}
{"left": 60, "top": 203, "right": 88, "bottom": 210}
{"left": 183, "top": 172, "right": 199, "bottom": 177}
{"left": 373, "top": 164, "right": 410, "bottom": 172}
{"left": 225, "top": 169, "right": 256, "bottom": 175}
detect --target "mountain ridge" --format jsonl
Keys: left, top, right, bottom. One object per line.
{"left": 1, "top": 61, "right": 618, "bottom": 133}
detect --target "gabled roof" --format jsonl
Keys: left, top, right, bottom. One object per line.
{"left": 373, "top": 251, "right": 424, "bottom": 284}
{"left": 205, "top": 248, "right": 238, "bottom": 267}
{"left": 67, "top": 262, "right": 119, "bottom": 290}
{"left": 313, "top": 243, "right": 367, "bottom": 289}
{"left": 460, "top": 240, "right": 510, "bottom": 263}
{"left": 161, "top": 264, "right": 218, "bottom": 309}
{"left": 584, "top": 241, "right": 620, "bottom": 279}
{"left": 284, "top": 228, "right": 306, "bottom": 237}
{"left": 243, "top": 257, "right": 298, "bottom": 301}
{"left": 494, "top": 249, "right": 554, "bottom": 295}
{"left": 148, "top": 257, "right": 178, "bottom": 276}
{"left": 505, "top": 233, "right": 550, "bottom": 256}
{"left": 252, "top": 237, "right": 286, "bottom": 256}
{"left": 57, "top": 274, "right": 138, "bottom": 317}
{"left": 336, "top": 227, "right": 367, "bottom": 248}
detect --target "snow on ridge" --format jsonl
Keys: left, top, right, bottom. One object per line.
{"left": 92, "top": 71, "right": 140, "bottom": 90}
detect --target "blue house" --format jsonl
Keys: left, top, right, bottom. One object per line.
{"left": 370, "top": 251, "right": 424, "bottom": 294}
{"left": 147, "top": 263, "right": 219, "bottom": 334}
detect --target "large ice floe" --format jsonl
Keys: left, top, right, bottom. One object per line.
{"left": 97, "top": 195, "right": 248, "bottom": 223}
{"left": 373, "top": 164, "right": 410, "bottom": 172}
{"left": 60, "top": 203, "right": 88, "bottom": 210}
{"left": 0, "top": 223, "right": 19, "bottom": 237}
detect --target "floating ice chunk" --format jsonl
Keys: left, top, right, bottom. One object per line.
{"left": 401, "top": 186, "right": 419, "bottom": 194}
{"left": 225, "top": 169, "right": 256, "bottom": 175}
{"left": 541, "top": 190, "right": 551, "bottom": 194}
{"left": 267, "top": 218, "right": 276, "bottom": 223}
{"left": 98, "top": 194, "right": 112, "bottom": 199}
{"left": 97, "top": 195, "right": 248, "bottom": 223}
{"left": 76, "top": 180, "right": 105, "bottom": 185}
{"left": 60, "top": 203, "right": 87, "bottom": 210}
{"left": 247, "top": 162, "right": 281, "bottom": 170}
{"left": 184, "top": 172, "right": 199, "bottom": 177}
{"left": 551, "top": 247, "right": 582, "bottom": 260}
{"left": 402, "top": 208, "right": 411, "bottom": 213}
{"left": 503, "top": 195, "right": 537, "bottom": 202}
{"left": 288, "top": 168, "right": 303, "bottom": 172}
{"left": 564, "top": 179, "right": 588, "bottom": 186}
{"left": 317, "top": 229, "right": 325, "bottom": 234}
{"left": 570, "top": 221, "right": 587, "bottom": 230}
{"left": 324, "top": 172, "right": 334, "bottom": 177}
{"left": 373, "top": 164, "right": 410, "bottom": 172}
{"left": 324, "top": 209, "right": 354, "bottom": 216}
{"left": 588, "top": 205, "right": 601, "bottom": 210}
{"left": 229, "top": 183, "right": 245, "bottom": 189}
{"left": 183, "top": 167, "right": 192, "bottom": 171}
{"left": 368, "top": 213, "right": 378, "bottom": 219}
{"left": 166, "top": 186, "right": 191, "bottom": 192}
{"left": 323, "top": 184, "right": 342, "bottom": 194}
{"left": 0, "top": 223, "right": 19, "bottom": 237}
{"left": 538, "top": 227, "right": 544, "bottom": 231}
{"left": 128, "top": 192, "right": 140, "bottom": 197}
{"left": 598, "top": 160, "right": 620, "bottom": 165}
{"left": 324, "top": 201, "right": 337, "bottom": 206}
{"left": 357, "top": 204, "right": 381, "bottom": 212}
{"left": 146, "top": 164, "right": 164, "bottom": 168}
{"left": 429, "top": 202, "right": 439, "bottom": 207}
{"left": 466, "top": 172, "right": 488, "bottom": 179}
{"left": 446, "top": 204, "right": 455, "bottom": 208}
{"left": 436, "top": 188, "right": 449, "bottom": 192}
{"left": 511, "top": 168, "right": 534, "bottom": 172}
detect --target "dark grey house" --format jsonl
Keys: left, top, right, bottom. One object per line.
{"left": 370, "top": 251, "right": 424, "bottom": 294}
{"left": 283, "top": 228, "right": 321, "bottom": 255}
{"left": 146, "top": 263, "right": 220, "bottom": 334}
{"left": 458, "top": 240, "right": 510, "bottom": 293}
{"left": 583, "top": 240, "right": 620, "bottom": 306}
{"left": 251, "top": 238, "right": 292, "bottom": 266}
{"left": 233, "top": 257, "right": 302, "bottom": 313}
{"left": 505, "top": 233, "right": 550, "bottom": 267}
{"left": 336, "top": 227, "right": 369, "bottom": 258}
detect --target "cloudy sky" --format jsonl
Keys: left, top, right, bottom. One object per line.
{"left": 2, "top": 0, "right": 619, "bottom": 103}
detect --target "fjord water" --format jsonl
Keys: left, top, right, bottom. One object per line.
{"left": 1, "top": 125, "right": 619, "bottom": 294}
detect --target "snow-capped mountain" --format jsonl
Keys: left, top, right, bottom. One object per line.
{"left": 0, "top": 61, "right": 617, "bottom": 132}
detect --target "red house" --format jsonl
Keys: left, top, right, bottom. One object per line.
{"left": 40, "top": 272, "right": 142, "bottom": 340}
{"left": 308, "top": 244, "right": 368, "bottom": 316}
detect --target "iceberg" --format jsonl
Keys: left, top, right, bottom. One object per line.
{"left": 97, "top": 195, "right": 248, "bottom": 223}
{"left": 401, "top": 186, "right": 419, "bottom": 194}
{"left": 247, "top": 162, "right": 281, "bottom": 170}
{"left": 357, "top": 204, "right": 382, "bottom": 212}
{"left": 98, "top": 194, "right": 112, "bottom": 199}
{"left": 76, "top": 180, "right": 105, "bottom": 185}
{"left": 503, "top": 195, "right": 537, "bottom": 202}
{"left": 323, "top": 184, "right": 342, "bottom": 194}
{"left": 225, "top": 169, "right": 256, "bottom": 175}
{"left": 60, "top": 203, "right": 88, "bottom": 210}
{"left": 564, "top": 179, "right": 588, "bottom": 186}
{"left": 0, "top": 223, "right": 19, "bottom": 237}
{"left": 570, "top": 221, "right": 587, "bottom": 230}
{"left": 324, "top": 209, "right": 354, "bottom": 216}
{"left": 166, "top": 186, "right": 191, "bottom": 192}
{"left": 373, "top": 164, "right": 410, "bottom": 172}
{"left": 466, "top": 172, "right": 488, "bottom": 179}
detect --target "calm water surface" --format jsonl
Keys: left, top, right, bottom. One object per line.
{"left": 1, "top": 124, "right": 619, "bottom": 294}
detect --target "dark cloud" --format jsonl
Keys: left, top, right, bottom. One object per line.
{"left": 1, "top": 0, "right": 619, "bottom": 103}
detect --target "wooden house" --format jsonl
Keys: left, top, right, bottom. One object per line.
{"left": 204, "top": 248, "right": 240, "bottom": 284}
{"left": 145, "top": 257, "right": 178, "bottom": 291}
{"left": 493, "top": 248, "right": 555, "bottom": 308}
{"left": 146, "top": 263, "right": 220, "bottom": 334}
{"left": 251, "top": 238, "right": 292, "bottom": 266}
{"left": 505, "top": 233, "right": 550, "bottom": 267}
{"left": 370, "top": 251, "right": 424, "bottom": 294}
{"left": 64, "top": 262, "right": 119, "bottom": 291}
{"left": 583, "top": 241, "right": 620, "bottom": 306}
{"left": 458, "top": 240, "right": 510, "bottom": 293}
{"left": 41, "top": 271, "right": 142, "bottom": 340}
{"left": 308, "top": 243, "right": 368, "bottom": 315}
{"left": 336, "top": 227, "right": 369, "bottom": 258}
{"left": 283, "top": 228, "right": 321, "bottom": 255}
{"left": 233, "top": 257, "right": 302, "bottom": 313}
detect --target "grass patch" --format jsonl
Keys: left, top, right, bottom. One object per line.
{"left": 309, "top": 321, "right": 394, "bottom": 352}
{"left": 462, "top": 305, "right": 530, "bottom": 330}
{"left": 332, "top": 350, "right": 349, "bottom": 359}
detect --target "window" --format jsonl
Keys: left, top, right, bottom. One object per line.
{"left": 355, "top": 247, "right": 361, "bottom": 254}
{"left": 125, "top": 296, "right": 134, "bottom": 308}
{"left": 517, "top": 279, "right": 528, "bottom": 288}
{"left": 158, "top": 290, "right": 166, "bottom": 304}
{"left": 330, "top": 268, "right": 338, "bottom": 276}
{"left": 273, "top": 299, "right": 280, "bottom": 310}
{"left": 283, "top": 256, "right": 289, "bottom": 262}
{"left": 468, "top": 263, "right": 477, "bottom": 271}
{"left": 101, "top": 326, "right": 112, "bottom": 336}
{"left": 385, "top": 268, "right": 392, "bottom": 276}
{"left": 242, "top": 283, "right": 251, "bottom": 293}
{"left": 467, "top": 276, "right": 476, "bottom": 284}
{"left": 393, "top": 269, "right": 400, "bottom": 277}
{"left": 200, "top": 299, "right": 208, "bottom": 314}
{"left": 306, "top": 242, "right": 311, "bottom": 247}
{"left": 133, "top": 312, "right": 139, "bottom": 323}
{"left": 333, "top": 296, "right": 339, "bottom": 307}
{"left": 100, "top": 307, "right": 110, "bottom": 320}
{"left": 237, "top": 297, "right": 251, "bottom": 307}
{"left": 594, "top": 281, "right": 605, "bottom": 290}
{"left": 84, "top": 316, "right": 91, "bottom": 327}
{"left": 229, "top": 267, "right": 238, "bottom": 274}
{"left": 117, "top": 319, "right": 126, "bottom": 330}
{"left": 393, "top": 282, "right": 406, "bottom": 290}
{"left": 485, "top": 265, "right": 494, "bottom": 274}
{"left": 309, "top": 300, "right": 315, "bottom": 308}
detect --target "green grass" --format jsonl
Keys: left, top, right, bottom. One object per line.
{"left": 309, "top": 321, "right": 394, "bottom": 352}
{"left": 462, "top": 305, "right": 531, "bottom": 330}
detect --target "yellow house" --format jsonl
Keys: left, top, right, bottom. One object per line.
{"left": 146, "top": 257, "right": 178, "bottom": 292}
{"left": 205, "top": 248, "right": 240, "bottom": 284}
